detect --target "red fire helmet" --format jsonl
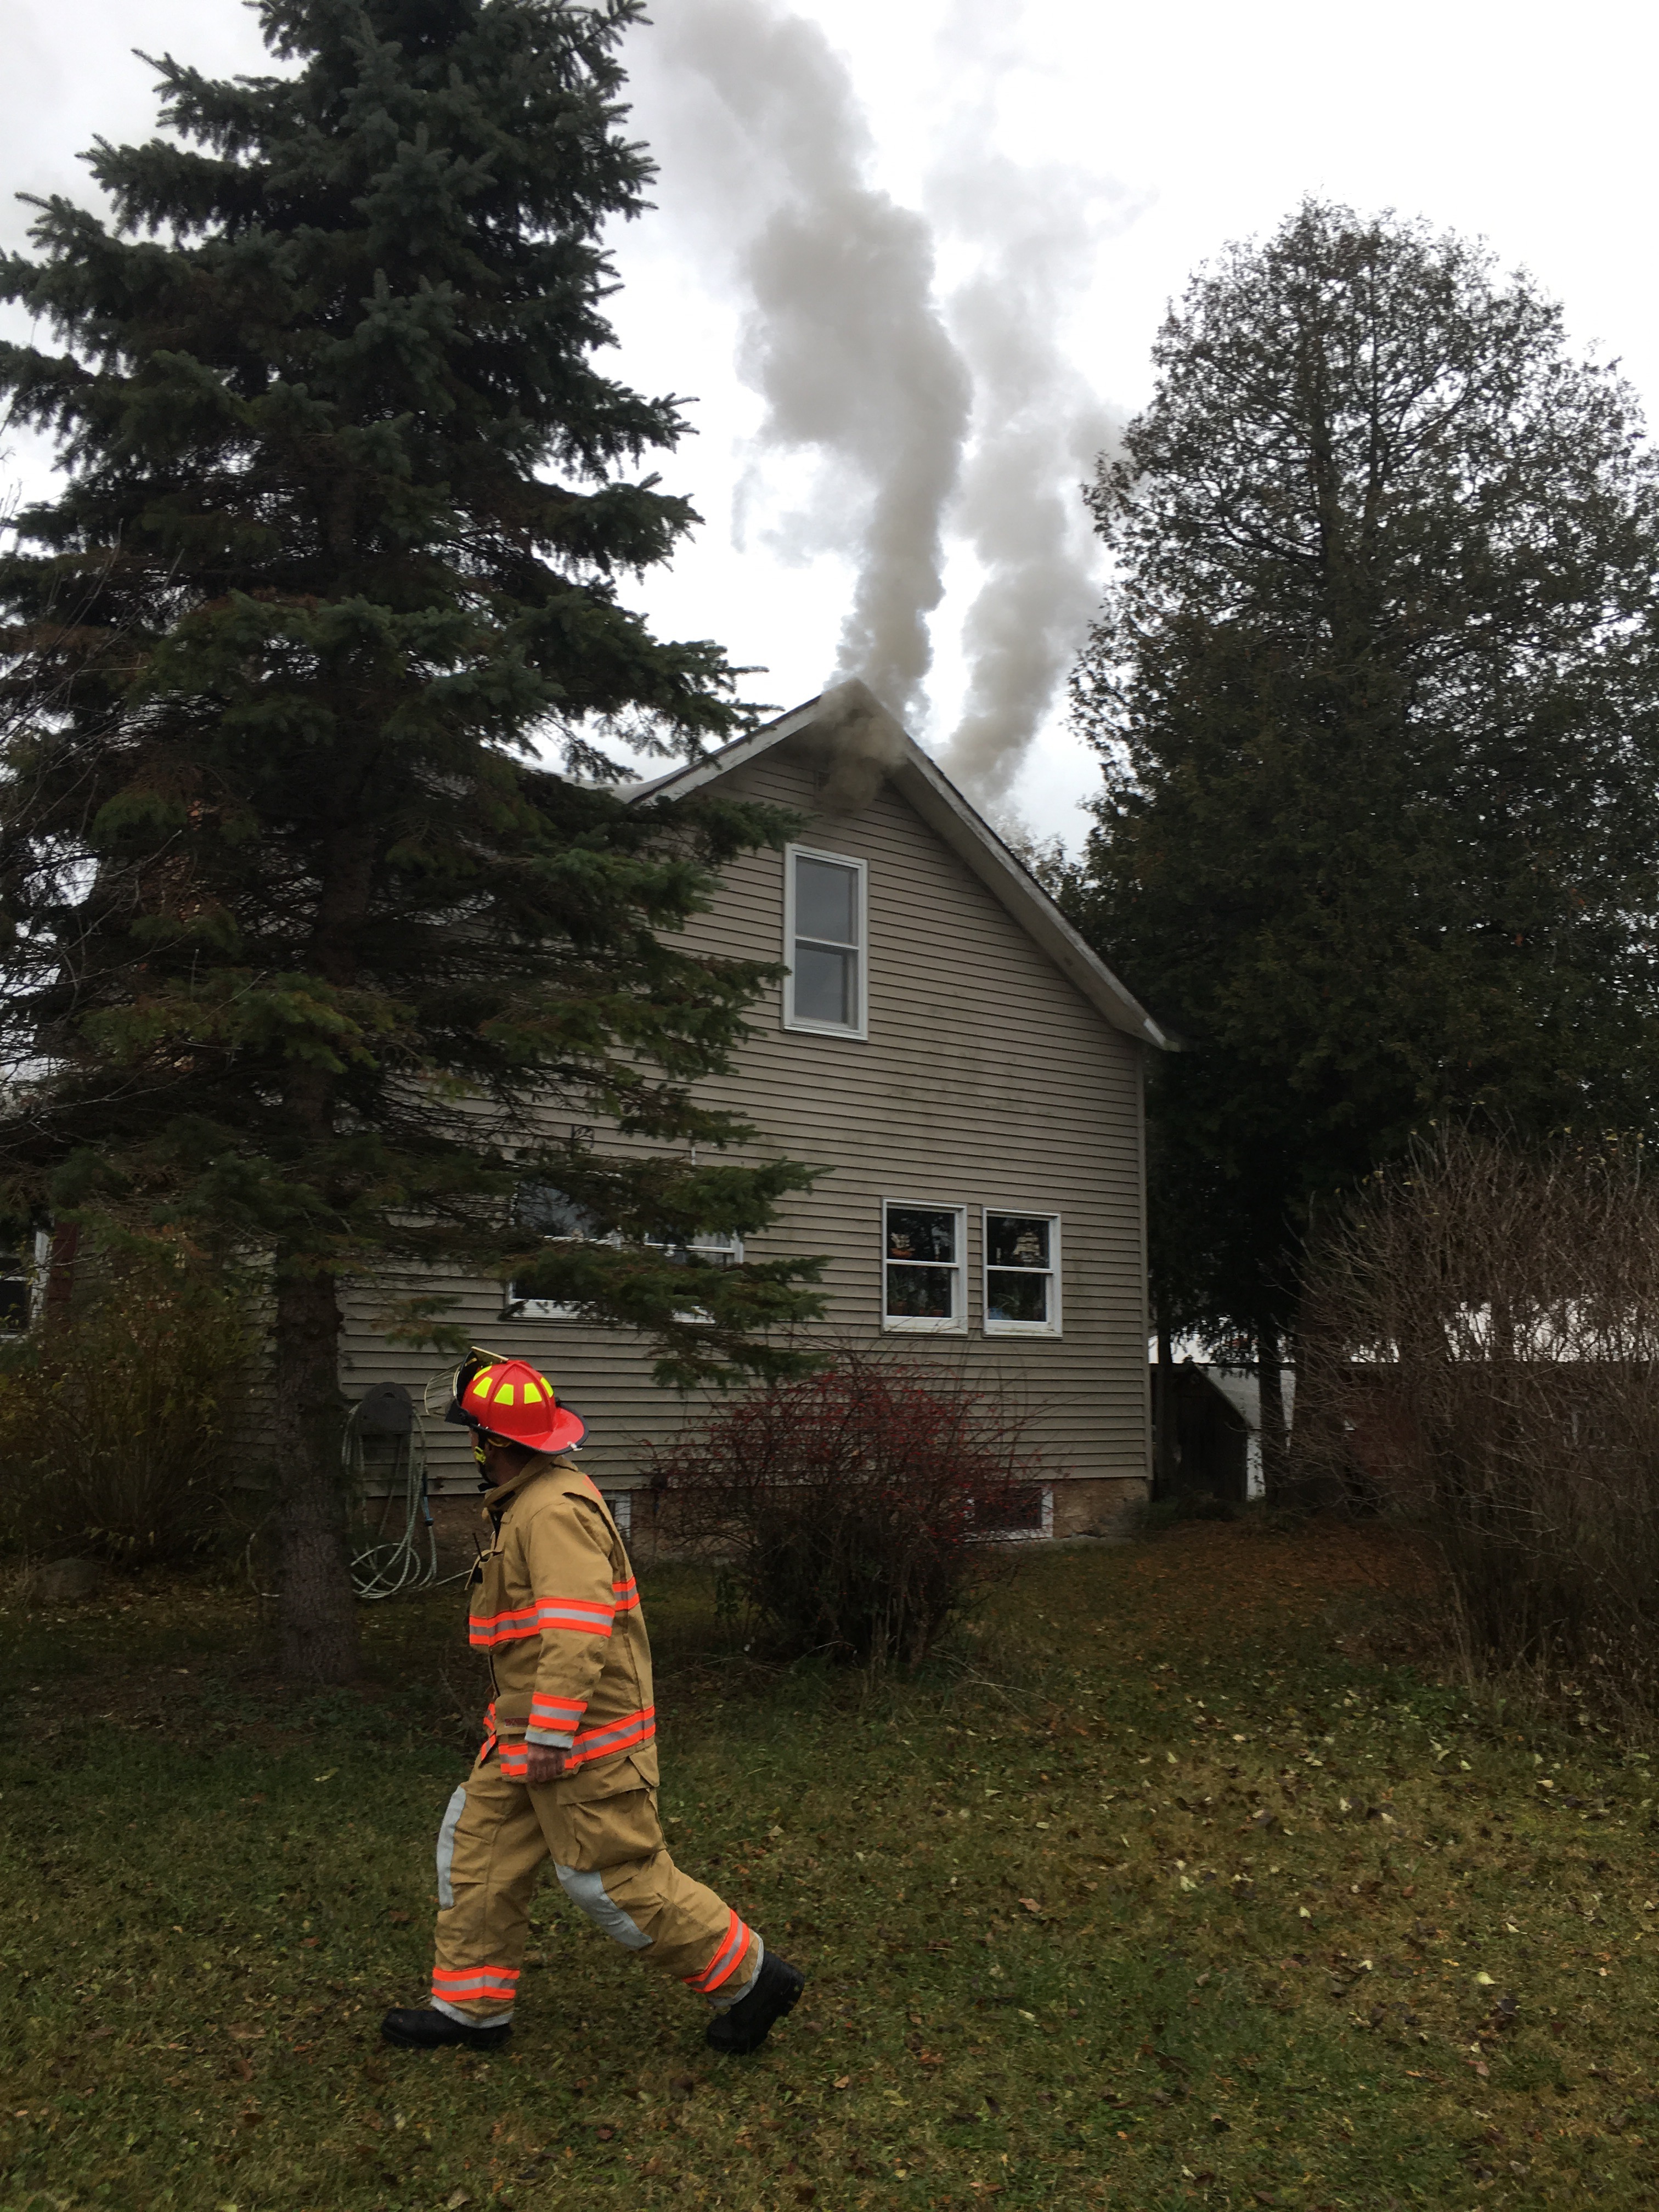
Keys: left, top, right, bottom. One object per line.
{"left": 459, "top": 1357, "right": 586, "bottom": 1456}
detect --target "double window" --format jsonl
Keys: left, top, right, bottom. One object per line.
{"left": 784, "top": 845, "right": 866, "bottom": 1038}
{"left": 504, "top": 1183, "right": 741, "bottom": 1322}
{"left": 881, "top": 1202, "right": 1062, "bottom": 1337}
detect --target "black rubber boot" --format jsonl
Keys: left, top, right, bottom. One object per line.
{"left": 704, "top": 1953, "right": 805, "bottom": 2056}
{"left": 381, "top": 2007, "right": 512, "bottom": 2052}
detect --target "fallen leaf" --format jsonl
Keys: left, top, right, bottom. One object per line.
{"left": 387, "top": 1911, "right": 412, "bottom": 1926}
{"left": 445, "top": 2193, "right": 470, "bottom": 2210}
{"left": 1019, "top": 1898, "right": 1043, "bottom": 1915}
{"left": 833, "top": 2075, "right": 851, "bottom": 2091}
{"left": 227, "top": 2028, "right": 264, "bottom": 2041}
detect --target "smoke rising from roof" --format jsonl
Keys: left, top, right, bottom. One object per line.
{"left": 930, "top": 159, "right": 1125, "bottom": 803}
{"left": 627, "top": 0, "right": 1121, "bottom": 800}
{"left": 641, "top": 0, "right": 971, "bottom": 729}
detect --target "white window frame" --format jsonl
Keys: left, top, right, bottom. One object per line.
{"left": 783, "top": 844, "right": 868, "bottom": 1039}
{"left": 982, "top": 1207, "right": 1063, "bottom": 1338}
{"left": 881, "top": 1199, "right": 968, "bottom": 1335}
{"left": 969, "top": 1485, "right": 1055, "bottom": 1543}
{"left": 0, "top": 1231, "right": 51, "bottom": 1336}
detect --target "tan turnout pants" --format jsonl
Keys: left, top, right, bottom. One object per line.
{"left": 430, "top": 1754, "right": 762, "bottom": 2025}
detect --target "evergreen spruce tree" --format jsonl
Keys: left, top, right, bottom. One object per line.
{"left": 0, "top": 0, "right": 825, "bottom": 1678}
{"left": 1068, "top": 203, "right": 1659, "bottom": 1482}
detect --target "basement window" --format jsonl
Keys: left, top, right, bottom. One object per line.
{"left": 882, "top": 1201, "right": 966, "bottom": 1334}
{"left": 784, "top": 845, "right": 867, "bottom": 1037}
{"left": 972, "top": 1484, "right": 1054, "bottom": 1541}
{"left": 984, "top": 1210, "right": 1061, "bottom": 1337}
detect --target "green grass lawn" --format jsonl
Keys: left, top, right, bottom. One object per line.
{"left": 4, "top": 1521, "right": 1659, "bottom": 2212}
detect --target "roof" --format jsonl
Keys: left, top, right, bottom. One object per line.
{"left": 630, "top": 679, "right": 1170, "bottom": 1049}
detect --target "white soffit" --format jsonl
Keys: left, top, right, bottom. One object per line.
{"left": 630, "top": 680, "right": 1169, "bottom": 1051}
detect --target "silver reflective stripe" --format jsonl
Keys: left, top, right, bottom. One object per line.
{"left": 432, "top": 1994, "right": 512, "bottom": 2027}
{"left": 435, "top": 1784, "right": 468, "bottom": 1910}
{"left": 709, "top": 1933, "right": 764, "bottom": 2012}
{"left": 555, "top": 1863, "right": 652, "bottom": 1951}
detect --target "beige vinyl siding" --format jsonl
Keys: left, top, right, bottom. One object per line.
{"left": 336, "top": 735, "right": 1150, "bottom": 1509}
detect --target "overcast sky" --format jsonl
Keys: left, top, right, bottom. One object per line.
{"left": 5, "top": 0, "right": 1657, "bottom": 843}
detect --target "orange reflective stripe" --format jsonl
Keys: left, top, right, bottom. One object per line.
{"left": 534, "top": 1593, "right": 615, "bottom": 1634}
{"left": 469, "top": 1603, "right": 541, "bottom": 1647}
{"left": 612, "top": 1577, "right": 640, "bottom": 1613}
{"left": 432, "top": 1965, "right": 519, "bottom": 1997}
{"left": 529, "top": 1692, "right": 586, "bottom": 1725}
{"left": 685, "top": 1910, "right": 752, "bottom": 1994}
{"left": 566, "top": 1704, "right": 656, "bottom": 1769}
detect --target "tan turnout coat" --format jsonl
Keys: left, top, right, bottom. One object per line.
{"left": 467, "top": 1455, "right": 658, "bottom": 1797}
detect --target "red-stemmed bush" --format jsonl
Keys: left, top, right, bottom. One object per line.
{"left": 642, "top": 1351, "right": 1046, "bottom": 1668}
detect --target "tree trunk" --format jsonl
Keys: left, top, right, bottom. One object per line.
{"left": 43, "top": 1221, "right": 79, "bottom": 1331}
{"left": 272, "top": 1261, "right": 359, "bottom": 1683}
{"left": 1154, "top": 1309, "right": 1177, "bottom": 1499}
{"left": 1259, "top": 1321, "right": 1290, "bottom": 1502}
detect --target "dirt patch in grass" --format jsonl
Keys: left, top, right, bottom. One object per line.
{"left": 3, "top": 1522, "right": 1658, "bottom": 2210}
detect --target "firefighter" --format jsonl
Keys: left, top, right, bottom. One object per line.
{"left": 382, "top": 1350, "right": 804, "bottom": 2056}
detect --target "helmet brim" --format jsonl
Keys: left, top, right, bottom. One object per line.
{"left": 476, "top": 1403, "right": 587, "bottom": 1456}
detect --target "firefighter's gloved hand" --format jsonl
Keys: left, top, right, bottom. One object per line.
{"left": 523, "top": 1745, "right": 569, "bottom": 1786}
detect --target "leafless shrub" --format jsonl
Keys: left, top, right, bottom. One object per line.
{"left": 1298, "top": 1126, "right": 1659, "bottom": 1705}
{"left": 640, "top": 1350, "right": 1043, "bottom": 1671}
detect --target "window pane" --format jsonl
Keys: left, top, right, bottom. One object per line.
{"left": 987, "top": 1214, "right": 1050, "bottom": 1269}
{"left": 513, "top": 1183, "right": 595, "bottom": 1238}
{"left": 987, "top": 1268, "right": 1049, "bottom": 1324}
{"left": 974, "top": 1482, "right": 1045, "bottom": 1532}
{"left": 887, "top": 1207, "right": 957, "bottom": 1263}
{"left": 0, "top": 1275, "right": 28, "bottom": 1330}
{"left": 793, "top": 942, "right": 855, "bottom": 1026}
{"left": 885, "top": 1263, "right": 955, "bottom": 1319}
{"left": 795, "top": 855, "right": 857, "bottom": 945}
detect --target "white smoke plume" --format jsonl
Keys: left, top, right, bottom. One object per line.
{"left": 625, "top": 0, "right": 1127, "bottom": 802}
{"left": 639, "top": 0, "right": 969, "bottom": 729}
{"left": 932, "top": 157, "right": 1125, "bottom": 803}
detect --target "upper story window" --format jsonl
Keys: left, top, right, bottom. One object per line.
{"left": 984, "top": 1209, "right": 1061, "bottom": 1336}
{"left": 784, "top": 845, "right": 867, "bottom": 1039}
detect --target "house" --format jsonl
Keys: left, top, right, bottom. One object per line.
{"left": 336, "top": 680, "right": 1169, "bottom": 1541}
